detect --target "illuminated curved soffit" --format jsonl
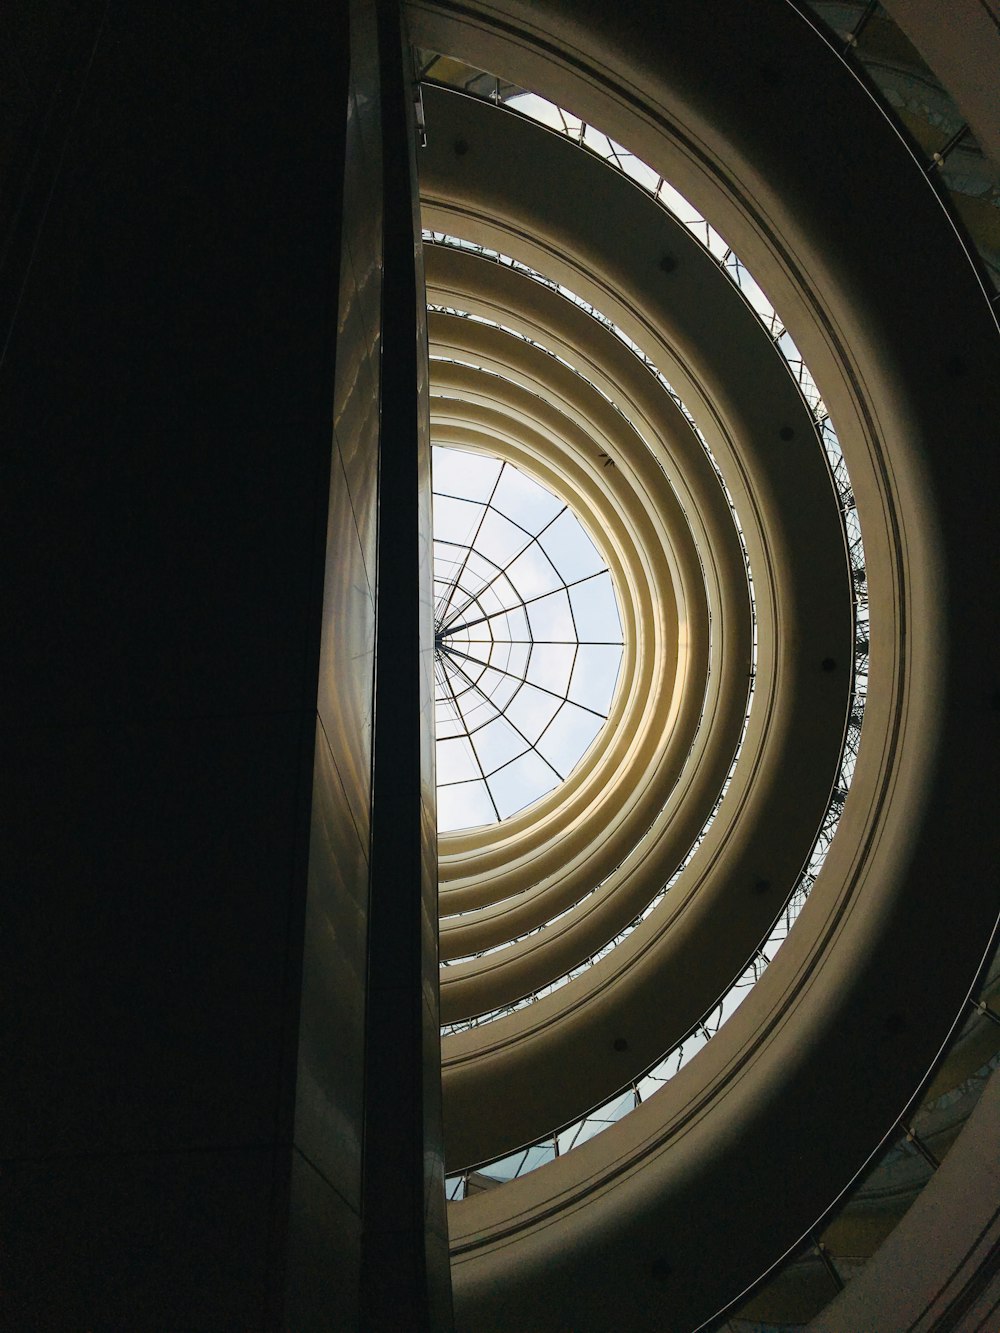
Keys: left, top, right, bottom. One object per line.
{"left": 419, "top": 76, "right": 868, "bottom": 1194}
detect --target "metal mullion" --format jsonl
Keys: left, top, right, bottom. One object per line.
{"left": 444, "top": 653, "right": 565, "bottom": 782}
{"left": 562, "top": 587, "right": 586, "bottom": 720}
{"left": 530, "top": 637, "right": 604, "bottom": 756}
{"left": 435, "top": 543, "right": 503, "bottom": 627}
{"left": 442, "top": 568, "right": 611, "bottom": 636}
{"left": 564, "top": 580, "right": 580, "bottom": 646}
{"left": 440, "top": 651, "right": 501, "bottom": 728}
{"left": 437, "top": 650, "right": 501, "bottom": 822}
{"left": 437, "top": 542, "right": 516, "bottom": 636}
{"left": 440, "top": 648, "right": 501, "bottom": 727}
{"left": 437, "top": 728, "right": 488, "bottom": 792}
{"left": 461, "top": 637, "right": 623, "bottom": 647}
{"left": 567, "top": 639, "right": 581, "bottom": 714}
{"left": 441, "top": 503, "right": 568, "bottom": 629}
{"left": 443, "top": 645, "right": 608, "bottom": 721}
{"left": 479, "top": 620, "right": 521, "bottom": 707}
{"left": 432, "top": 657, "right": 461, "bottom": 728}
{"left": 435, "top": 525, "right": 485, "bottom": 622}
{"left": 436, "top": 463, "right": 506, "bottom": 627}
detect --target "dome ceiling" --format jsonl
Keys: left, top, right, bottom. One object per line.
{"left": 406, "top": 3, "right": 1000, "bottom": 1328}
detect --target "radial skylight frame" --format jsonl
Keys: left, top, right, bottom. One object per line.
{"left": 433, "top": 446, "right": 625, "bottom": 833}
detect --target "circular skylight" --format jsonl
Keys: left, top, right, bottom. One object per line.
{"left": 433, "top": 446, "right": 624, "bottom": 833}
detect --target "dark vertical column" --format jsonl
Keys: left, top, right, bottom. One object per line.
{"left": 0, "top": 4, "right": 366, "bottom": 1328}
{"left": 283, "top": 0, "right": 384, "bottom": 1327}
{"left": 360, "top": 0, "right": 453, "bottom": 1328}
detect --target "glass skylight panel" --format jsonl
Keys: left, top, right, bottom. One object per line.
{"left": 569, "top": 575, "right": 620, "bottom": 642}
{"left": 526, "top": 642, "right": 576, "bottom": 692}
{"left": 437, "top": 782, "right": 496, "bottom": 833}
{"left": 503, "top": 683, "right": 562, "bottom": 737}
{"left": 434, "top": 446, "right": 624, "bottom": 832}
{"left": 489, "top": 751, "right": 556, "bottom": 819}
{"left": 535, "top": 704, "right": 604, "bottom": 774}
{"left": 433, "top": 446, "right": 502, "bottom": 500}
{"left": 569, "top": 643, "right": 624, "bottom": 712}
{"left": 505, "top": 544, "right": 564, "bottom": 598}
{"left": 526, "top": 589, "right": 576, "bottom": 643}
{"left": 538, "top": 509, "right": 607, "bottom": 577}
{"left": 437, "top": 736, "right": 481, "bottom": 785}
{"left": 505, "top": 90, "right": 577, "bottom": 137}
{"left": 492, "top": 464, "right": 563, "bottom": 527}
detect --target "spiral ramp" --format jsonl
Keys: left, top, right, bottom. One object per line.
{"left": 405, "top": 2, "right": 1000, "bottom": 1329}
